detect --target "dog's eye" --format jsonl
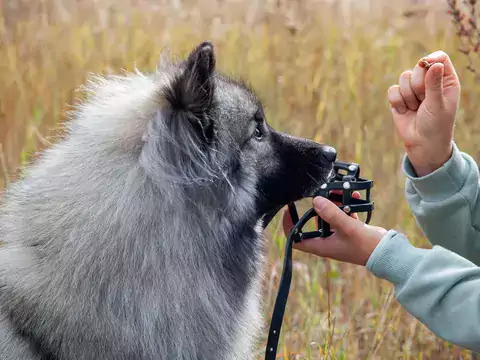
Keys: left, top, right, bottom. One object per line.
{"left": 254, "top": 125, "right": 263, "bottom": 140}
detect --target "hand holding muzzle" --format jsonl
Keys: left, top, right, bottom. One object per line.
{"left": 265, "top": 161, "right": 375, "bottom": 360}
{"left": 288, "top": 161, "right": 374, "bottom": 242}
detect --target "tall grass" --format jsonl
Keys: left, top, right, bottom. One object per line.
{"left": 1, "top": 0, "right": 480, "bottom": 358}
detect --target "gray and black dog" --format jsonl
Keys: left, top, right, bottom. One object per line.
{"left": 0, "top": 41, "right": 337, "bottom": 359}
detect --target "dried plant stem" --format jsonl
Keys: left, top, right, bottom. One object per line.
{"left": 0, "top": 143, "right": 8, "bottom": 187}
{"left": 371, "top": 304, "right": 401, "bottom": 359}
{"left": 447, "top": 0, "right": 480, "bottom": 76}
{"left": 367, "top": 288, "right": 394, "bottom": 359}
{"left": 31, "top": 124, "right": 52, "bottom": 147}
{"left": 325, "top": 258, "right": 333, "bottom": 356}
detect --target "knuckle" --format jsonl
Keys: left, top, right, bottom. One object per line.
{"left": 399, "top": 71, "right": 412, "bottom": 84}
{"left": 387, "top": 85, "right": 398, "bottom": 94}
{"left": 431, "top": 50, "right": 449, "bottom": 63}
{"left": 390, "top": 98, "right": 404, "bottom": 107}
{"left": 387, "top": 86, "right": 400, "bottom": 100}
{"left": 400, "top": 89, "right": 415, "bottom": 101}
{"left": 410, "top": 75, "right": 423, "bottom": 89}
{"left": 411, "top": 84, "right": 424, "bottom": 95}
{"left": 404, "top": 96, "right": 418, "bottom": 108}
{"left": 398, "top": 83, "right": 418, "bottom": 107}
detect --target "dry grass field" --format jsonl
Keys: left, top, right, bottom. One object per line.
{"left": 1, "top": 0, "right": 480, "bottom": 358}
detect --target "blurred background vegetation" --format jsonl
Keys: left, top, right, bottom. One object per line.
{"left": 1, "top": 0, "right": 480, "bottom": 358}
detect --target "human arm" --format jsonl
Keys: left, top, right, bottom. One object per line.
{"left": 285, "top": 197, "right": 480, "bottom": 351}
{"left": 388, "top": 50, "right": 480, "bottom": 264}
{"left": 403, "top": 142, "right": 480, "bottom": 265}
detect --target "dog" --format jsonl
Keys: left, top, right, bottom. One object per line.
{"left": 0, "top": 41, "right": 337, "bottom": 359}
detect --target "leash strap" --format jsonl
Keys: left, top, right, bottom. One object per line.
{"left": 264, "top": 224, "right": 293, "bottom": 360}
{"left": 264, "top": 161, "right": 374, "bottom": 359}
{"left": 264, "top": 206, "right": 316, "bottom": 360}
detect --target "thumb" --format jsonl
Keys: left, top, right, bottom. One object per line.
{"left": 424, "top": 63, "right": 445, "bottom": 111}
{"left": 313, "top": 196, "right": 358, "bottom": 237}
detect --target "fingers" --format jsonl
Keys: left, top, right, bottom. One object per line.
{"left": 399, "top": 71, "right": 419, "bottom": 111}
{"left": 284, "top": 191, "right": 363, "bottom": 238}
{"left": 312, "top": 196, "right": 358, "bottom": 237}
{"left": 389, "top": 70, "right": 423, "bottom": 114}
{"left": 389, "top": 51, "right": 457, "bottom": 115}
{"left": 293, "top": 221, "right": 385, "bottom": 265}
{"left": 330, "top": 190, "right": 361, "bottom": 199}
{"left": 388, "top": 85, "right": 407, "bottom": 115}
{"left": 418, "top": 50, "right": 458, "bottom": 80}
{"left": 282, "top": 207, "right": 294, "bottom": 235}
{"left": 423, "top": 62, "right": 445, "bottom": 111}
{"left": 420, "top": 50, "right": 460, "bottom": 110}
{"left": 293, "top": 233, "right": 339, "bottom": 258}
{"left": 410, "top": 63, "right": 427, "bottom": 101}
{"left": 330, "top": 190, "right": 360, "bottom": 220}
{"left": 283, "top": 203, "right": 343, "bottom": 258}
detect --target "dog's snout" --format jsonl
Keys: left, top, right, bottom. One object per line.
{"left": 322, "top": 146, "right": 337, "bottom": 162}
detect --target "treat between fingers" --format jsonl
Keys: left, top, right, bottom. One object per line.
{"left": 421, "top": 59, "right": 432, "bottom": 69}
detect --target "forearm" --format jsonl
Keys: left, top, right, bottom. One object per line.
{"left": 404, "top": 142, "right": 480, "bottom": 265}
{"left": 367, "top": 230, "right": 480, "bottom": 351}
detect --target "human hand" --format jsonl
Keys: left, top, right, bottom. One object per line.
{"left": 283, "top": 191, "right": 387, "bottom": 266}
{"left": 388, "top": 51, "right": 461, "bottom": 177}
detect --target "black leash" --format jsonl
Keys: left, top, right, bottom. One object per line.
{"left": 265, "top": 161, "right": 374, "bottom": 360}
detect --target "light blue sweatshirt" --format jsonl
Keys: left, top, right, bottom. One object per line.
{"left": 366, "top": 142, "right": 480, "bottom": 351}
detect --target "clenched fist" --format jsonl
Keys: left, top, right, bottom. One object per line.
{"left": 388, "top": 51, "right": 461, "bottom": 177}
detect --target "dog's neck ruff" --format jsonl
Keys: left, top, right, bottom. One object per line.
{"left": 264, "top": 161, "right": 374, "bottom": 360}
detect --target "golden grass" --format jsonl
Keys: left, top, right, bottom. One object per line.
{"left": 1, "top": 0, "right": 480, "bottom": 358}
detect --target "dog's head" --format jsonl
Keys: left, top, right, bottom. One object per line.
{"left": 141, "top": 41, "right": 336, "bottom": 221}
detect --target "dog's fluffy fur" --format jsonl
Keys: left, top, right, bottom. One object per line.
{"left": 0, "top": 41, "right": 336, "bottom": 359}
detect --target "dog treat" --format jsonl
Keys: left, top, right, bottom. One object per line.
{"left": 421, "top": 59, "right": 432, "bottom": 69}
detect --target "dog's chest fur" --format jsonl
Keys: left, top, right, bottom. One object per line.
{"left": 0, "top": 198, "right": 265, "bottom": 359}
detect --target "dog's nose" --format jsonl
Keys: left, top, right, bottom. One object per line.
{"left": 322, "top": 146, "right": 337, "bottom": 162}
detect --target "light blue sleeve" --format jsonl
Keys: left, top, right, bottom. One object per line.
{"left": 367, "top": 231, "right": 480, "bottom": 351}
{"left": 403, "top": 142, "right": 480, "bottom": 265}
{"left": 365, "top": 142, "right": 480, "bottom": 351}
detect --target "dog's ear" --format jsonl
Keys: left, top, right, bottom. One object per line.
{"left": 185, "top": 41, "right": 216, "bottom": 107}
{"left": 164, "top": 41, "right": 216, "bottom": 144}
